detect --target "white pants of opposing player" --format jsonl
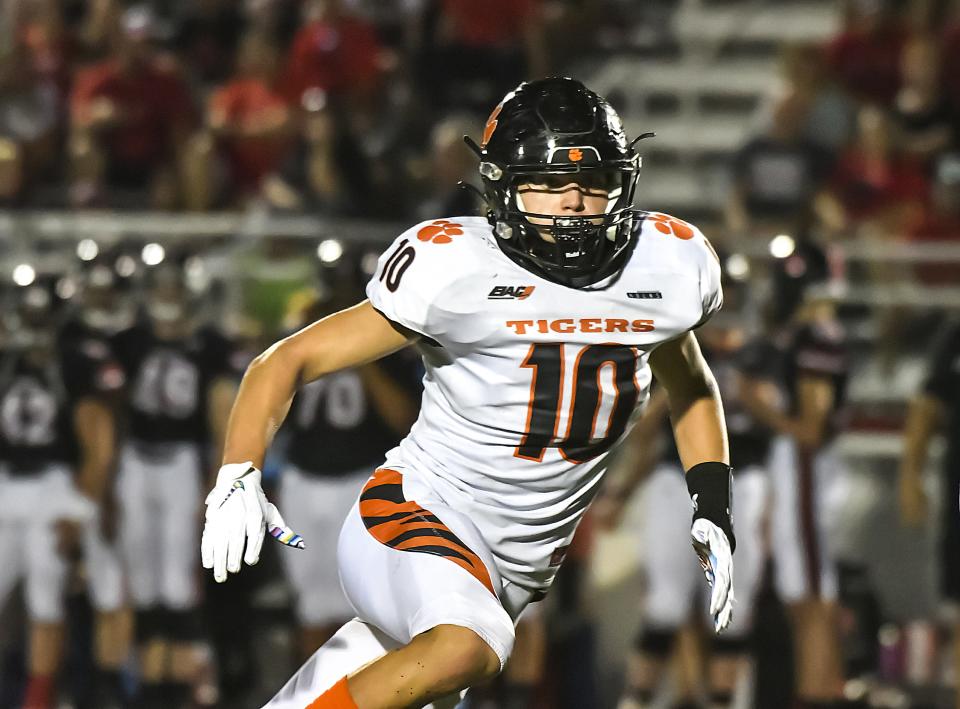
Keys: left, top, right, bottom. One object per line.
{"left": 263, "top": 467, "right": 535, "bottom": 709}
{"left": 117, "top": 442, "right": 201, "bottom": 610}
{"left": 0, "top": 465, "right": 124, "bottom": 622}
{"left": 278, "top": 465, "right": 369, "bottom": 625}
{"left": 769, "top": 436, "right": 842, "bottom": 604}
{"left": 642, "top": 463, "right": 768, "bottom": 638}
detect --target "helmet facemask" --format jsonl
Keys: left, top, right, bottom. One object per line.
{"left": 484, "top": 161, "right": 640, "bottom": 287}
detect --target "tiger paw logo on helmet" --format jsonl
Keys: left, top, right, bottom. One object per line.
{"left": 417, "top": 220, "right": 463, "bottom": 244}
{"left": 649, "top": 212, "right": 695, "bottom": 240}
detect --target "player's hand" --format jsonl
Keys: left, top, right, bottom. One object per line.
{"left": 898, "top": 472, "right": 928, "bottom": 527}
{"left": 55, "top": 519, "right": 84, "bottom": 561}
{"left": 201, "top": 462, "right": 304, "bottom": 583}
{"left": 691, "top": 518, "right": 734, "bottom": 633}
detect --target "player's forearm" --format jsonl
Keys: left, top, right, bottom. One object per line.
{"left": 221, "top": 343, "right": 299, "bottom": 469}
{"left": 670, "top": 385, "right": 729, "bottom": 471}
{"left": 901, "top": 395, "right": 942, "bottom": 480}
{"left": 359, "top": 363, "right": 419, "bottom": 434}
{"left": 74, "top": 399, "right": 115, "bottom": 501}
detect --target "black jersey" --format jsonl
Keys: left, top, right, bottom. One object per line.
{"left": 923, "top": 319, "right": 960, "bottom": 472}
{"left": 112, "top": 322, "right": 245, "bottom": 445}
{"left": 780, "top": 319, "right": 850, "bottom": 439}
{"left": 285, "top": 351, "right": 422, "bottom": 476}
{"left": 722, "top": 339, "right": 780, "bottom": 470}
{"left": 0, "top": 340, "right": 124, "bottom": 474}
{"left": 658, "top": 338, "right": 780, "bottom": 471}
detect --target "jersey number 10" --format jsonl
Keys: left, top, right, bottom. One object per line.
{"left": 515, "top": 343, "right": 640, "bottom": 464}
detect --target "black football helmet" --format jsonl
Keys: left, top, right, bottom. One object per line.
{"left": 469, "top": 77, "right": 645, "bottom": 288}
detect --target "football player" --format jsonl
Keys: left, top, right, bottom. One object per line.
{"left": 277, "top": 251, "right": 422, "bottom": 659}
{"left": 0, "top": 280, "right": 125, "bottom": 709}
{"left": 202, "top": 77, "right": 736, "bottom": 709}
{"left": 597, "top": 307, "right": 778, "bottom": 709}
{"left": 739, "top": 244, "right": 850, "bottom": 709}
{"left": 899, "top": 316, "right": 960, "bottom": 707}
{"left": 111, "top": 261, "right": 243, "bottom": 708}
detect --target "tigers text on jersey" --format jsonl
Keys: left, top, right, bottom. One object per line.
{"left": 365, "top": 213, "right": 722, "bottom": 592}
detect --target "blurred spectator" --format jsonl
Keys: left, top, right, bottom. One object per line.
{"left": 75, "top": 0, "right": 125, "bottom": 61}
{"left": 15, "top": 0, "right": 76, "bottom": 99}
{"left": 281, "top": 0, "right": 388, "bottom": 107}
{"left": 939, "top": 3, "right": 960, "bottom": 114}
{"left": 244, "top": 0, "right": 301, "bottom": 47}
{"left": 817, "top": 104, "right": 929, "bottom": 238}
{"left": 727, "top": 89, "right": 833, "bottom": 238}
{"left": 208, "top": 32, "right": 294, "bottom": 202}
{"left": 894, "top": 34, "right": 956, "bottom": 166}
{"left": 172, "top": 0, "right": 246, "bottom": 87}
{"left": 0, "top": 44, "right": 60, "bottom": 205}
{"left": 68, "top": 5, "right": 196, "bottom": 209}
{"left": 907, "top": 152, "right": 960, "bottom": 282}
{"left": 411, "top": 114, "right": 480, "bottom": 222}
{"left": 778, "top": 42, "right": 856, "bottom": 152}
{"left": 417, "top": 0, "right": 547, "bottom": 113}
{"left": 261, "top": 89, "right": 372, "bottom": 215}
{"left": 825, "top": 0, "right": 908, "bottom": 106}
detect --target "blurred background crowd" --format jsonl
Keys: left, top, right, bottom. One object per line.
{"left": 0, "top": 0, "right": 959, "bottom": 708}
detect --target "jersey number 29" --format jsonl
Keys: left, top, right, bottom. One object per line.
{"left": 515, "top": 343, "right": 640, "bottom": 464}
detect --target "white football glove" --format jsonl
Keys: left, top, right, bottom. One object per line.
{"left": 201, "top": 462, "right": 304, "bottom": 583}
{"left": 691, "top": 518, "right": 735, "bottom": 633}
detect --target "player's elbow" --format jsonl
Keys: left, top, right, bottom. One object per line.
{"left": 247, "top": 338, "right": 309, "bottom": 387}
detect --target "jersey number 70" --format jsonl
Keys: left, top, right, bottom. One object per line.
{"left": 515, "top": 343, "right": 640, "bottom": 464}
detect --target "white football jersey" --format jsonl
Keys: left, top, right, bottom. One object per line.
{"left": 365, "top": 214, "right": 722, "bottom": 592}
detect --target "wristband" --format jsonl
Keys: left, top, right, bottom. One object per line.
{"left": 686, "top": 461, "right": 736, "bottom": 552}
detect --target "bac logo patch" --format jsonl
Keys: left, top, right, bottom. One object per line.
{"left": 488, "top": 285, "right": 535, "bottom": 300}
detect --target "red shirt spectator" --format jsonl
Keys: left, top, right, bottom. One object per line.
{"left": 71, "top": 55, "right": 195, "bottom": 178}
{"left": 825, "top": 105, "right": 929, "bottom": 227}
{"left": 439, "top": 0, "right": 541, "bottom": 48}
{"left": 824, "top": 3, "right": 907, "bottom": 106}
{"left": 829, "top": 150, "right": 928, "bottom": 222}
{"left": 209, "top": 33, "right": 293, "bottom": 192}
{"left": 282, "top": 4, "right": 383, "bottom": 104}
{"left": 210, "top": 79, "right": 290, "bottom": 187}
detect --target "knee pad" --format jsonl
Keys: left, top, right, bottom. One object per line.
{"left": 633, "top": 627, "right": 677, "bottom": 657}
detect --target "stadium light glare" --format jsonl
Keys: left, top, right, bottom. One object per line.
{"left": 769, "top": 234, "right": 796, "bottom": 259}
{"left": 115, "top": 255, "right": 137, "bottom": 278}
{"left": 142, "top": 243, "right": 166, "bottom": 266}
{"left": 318, "top": 239, "right": 343, "bottom": 264}
{"left": 56, "top": 277, "right": 77, "bottom": 300}
{"left": 77, "top": 239, "right": 99, "bottom": 262}
{"left": 13, "top": 264, "right": 36, "bottom": 286}
{"left": 726, "top": 253, "right": 750, "bottom": 281}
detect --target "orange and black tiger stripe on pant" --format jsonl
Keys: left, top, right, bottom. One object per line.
{"left": 359, "top": 469, "right": 496, "bottom": 596}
